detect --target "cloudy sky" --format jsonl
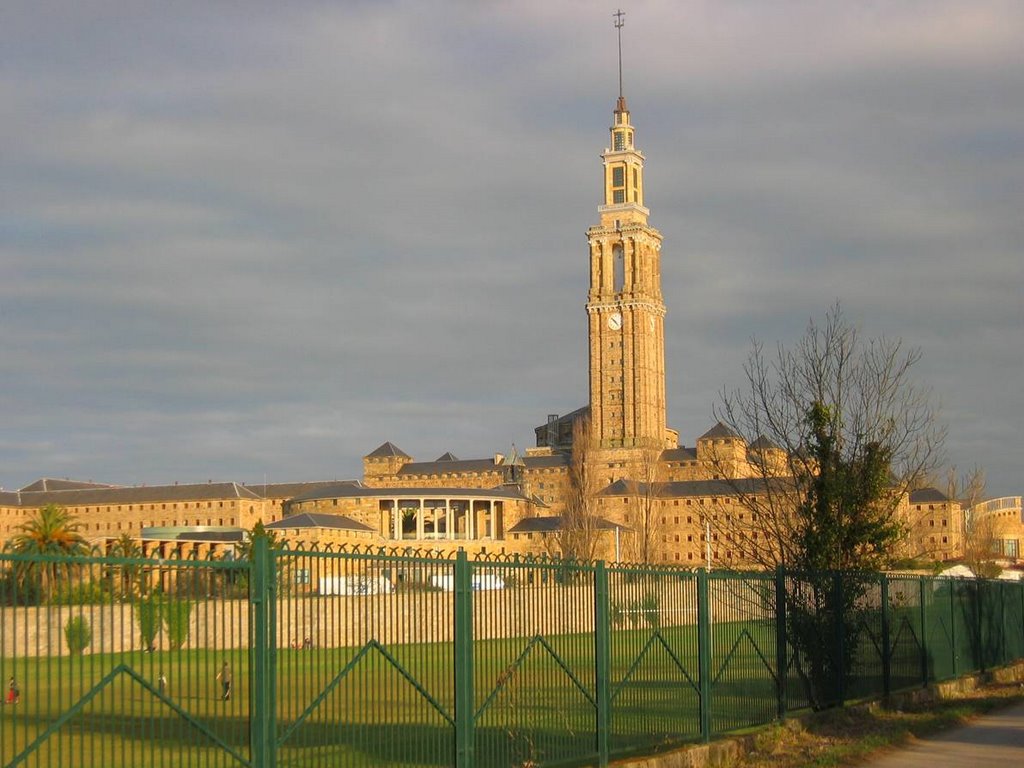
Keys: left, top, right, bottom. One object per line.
{"left": 2, "top": 2, "right": 1021, "bottom": 498}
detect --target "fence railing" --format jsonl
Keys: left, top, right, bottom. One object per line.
{"left": 2, "top": 541, "right": 1023, "bottom": 768}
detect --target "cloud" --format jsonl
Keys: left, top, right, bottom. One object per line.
{"left": 1, "top": 2, "right": 1021, "bottom": 498}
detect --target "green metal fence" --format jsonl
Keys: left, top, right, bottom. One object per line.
{"left": 3, "top": 543, "right": 1024, "bottom": 767}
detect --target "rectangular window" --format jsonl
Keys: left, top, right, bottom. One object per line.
{"left": 611, "top": 165, "right": 626, "bottom": 203}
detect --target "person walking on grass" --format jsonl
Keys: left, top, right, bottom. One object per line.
{"left": 216, "top": 662, "right": 232, "bottom": 700}
{"left": 6, "top": 676, "right": 19, "bottom": 705}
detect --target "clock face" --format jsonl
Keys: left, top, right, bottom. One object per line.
{"left": 608, "top": 312, "right": 623, "bottom": 331}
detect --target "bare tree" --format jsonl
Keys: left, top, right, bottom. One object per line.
{"left": 629, "top": 447, "right": 663, "bottom": 565}
{"left": 713, "top": 303, "right": 946, "bottom": 572}
{"left": 712, "top": 303, "right": 946, "bottom": 709}
{"left": 951, "top": 466, "right": 1000, "bottom": 577}
{"left": 555, "top": 414, "right": 603, "bottom": 562}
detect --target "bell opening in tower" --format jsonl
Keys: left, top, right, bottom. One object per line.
{"left": 613, "top": 244, "right": 624, "bottom": 293}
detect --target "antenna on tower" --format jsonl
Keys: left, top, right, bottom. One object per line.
{"left": 613, "top": 9, "right": 625, "bottom": 99}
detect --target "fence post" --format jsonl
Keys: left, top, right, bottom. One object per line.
{"left": 880, "top": 575, "right": 891, "bottom": 698}
{"left": 594, "top": 561, "right": 611, "bottom": 767}
{"left": 774, "top": 566, "right": 788, "bottom": 720}
{"left": 833, "top": 572, "right": 845, "bottom": 706}
{"left": 1000, "top": 581, "right": 1008, "bottom": 665}
{"left": 976, "top": 580, "right": 985, "bottom": 674}
{"left": 250, "top": 534, "right": 275, "bottom": 768}
{"left": 919, "top": 577, "right": 929, "bottom": 687}
{"left": 454, "top": 550, "right": 475, "bottom": 768}
{"left": 950, "top": 580, "right": 958, "bottom": 678}
{"left": 697, "top": 568, "right": 712, "bottom": 742}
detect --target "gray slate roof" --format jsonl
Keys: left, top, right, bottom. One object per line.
{"left": 365, "top": 442, "right": 411, "bottom": 459}
{"left": 243, "top": 480, "right": 359, "bottom": 499}
{"left": 909, "top": 487, "right": 950, "bottom": 503}
{"left": 698, "top": 422, "right": 741, "bottom": 441}
{"left": 265, "top": 512, "right": 374, "bottom": 532}
{"left": 600, "top": 477, "right": 771, "bottom": 498}
{"left": 749, "top": 436, "right": 782, "bottom": 451}
{"left": 397, "top": 452, "right": 568, "bottom": 477}
{"left": 19, "top": 478, "right": 120, "bottom": 493}
{"left": 6, "top": 481, "right": 262, "bottom": 509}
{"left": 508, "top": 515, "right": 628, "bottom": 533}
{"left": 288, "top": 483, "right": 531, "bottom": 504}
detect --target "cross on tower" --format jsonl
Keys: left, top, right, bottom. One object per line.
{"left": 613, "top": 9, "right": 625, "bottom": 98}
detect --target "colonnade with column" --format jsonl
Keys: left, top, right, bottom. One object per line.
{"left": 379, "top": 496, "right": 505, "bottom": 541}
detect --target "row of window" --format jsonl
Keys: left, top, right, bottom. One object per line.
{"left": 75, "top": 500, "right": 235, "bottom": 514}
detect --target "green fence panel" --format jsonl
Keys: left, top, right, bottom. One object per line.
{"left": 470, "top": 556, "right": 598, "bottom": 768}
{"left": 885, "top": 575, "right": 926, "bottom": 693}
{"left": 707, "top": 572, "right": 779, "bottom": 735}
{"left": 845, "top": 578, "right": 885, "bottom": 702}
{"left": 924, "top": 577, "right": 957, "bottom": 681}
{"left": 6, "top": 545, "right": 1024, "bottom": 768}
{"left": 1006, "top": 583, "right": 1024, "bottom": 661}
{"left": 604, "top": 565, "right": 700, "bottom": 757}
{"left": 269, "top": 545, "right": 456, "bottom": 768}
{"left": 0, "top": 550, "right": 252, "bottom": 768}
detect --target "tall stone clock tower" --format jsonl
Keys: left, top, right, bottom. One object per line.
{"left": 586, "top": 90, "right": 677, "bottom": 450}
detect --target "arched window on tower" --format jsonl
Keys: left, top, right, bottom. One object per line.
{"left": 613, "top": 243, "right": 624, "bottom": 293}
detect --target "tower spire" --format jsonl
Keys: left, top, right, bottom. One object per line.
{"left": 614, "top": 9, "right": 625, "bottom": 106}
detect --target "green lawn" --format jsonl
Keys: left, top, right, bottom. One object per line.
{"left": 1, "top": 621, "right": 787, "bottom": 768}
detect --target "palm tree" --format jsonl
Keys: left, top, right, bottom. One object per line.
{"left": 8, "top": 504, "right": 90, "bottom": 600}
{"left": 107, "top": 533, "right": 143, "bottom": 599}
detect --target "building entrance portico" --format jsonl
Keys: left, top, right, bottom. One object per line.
{"left": 379, "top": 494, "right": 506, "bottom": 542}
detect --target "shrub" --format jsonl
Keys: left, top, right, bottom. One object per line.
{"left": 162, "top": 600, "right": 193, "bottom": 650}
{"left": 64, "top": 615, "right": 92, "bottom": 655}
{"left": 51, "top": 581, "right": 112, "bottom": 606}
{"left": 0, "top": 569, "right": 42, "bottom": 606}
{"left": 641, "top": 593, "right": 660, "bottom": 628}
{"left": 137, "top": 594, "right": 161, "bottom": 651}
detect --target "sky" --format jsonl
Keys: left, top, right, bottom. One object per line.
{"left": 1, "top": 1, "right": 1021, "bottom": 498}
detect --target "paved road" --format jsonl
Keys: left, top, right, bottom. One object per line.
{"left": 859, "top": 700, "right": 1024, "bottom": 768}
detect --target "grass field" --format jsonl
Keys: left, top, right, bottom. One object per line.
{"left": 3, "top": 573, "right": 1005, "bottom": 768}
{"left": 0, "top": 619, "right": 791, "bottom": 768}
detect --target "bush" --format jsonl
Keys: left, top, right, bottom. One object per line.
{"left": 162, "top": 600, "right": 193, "bottom": 650}
{"left": 641, "top": 593, "right": 660, "bottom": 628}
{"left": 64, "top": 615, "right": 92, "bottom": 655}
{"left": 51, "top": 581, "right": 112, "bottom": 605}
{"left": 137, "top": 594, "right": 161, "bottom": 651}
{"left": 0, "top": 569, "right": 42, "bottom": 606}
